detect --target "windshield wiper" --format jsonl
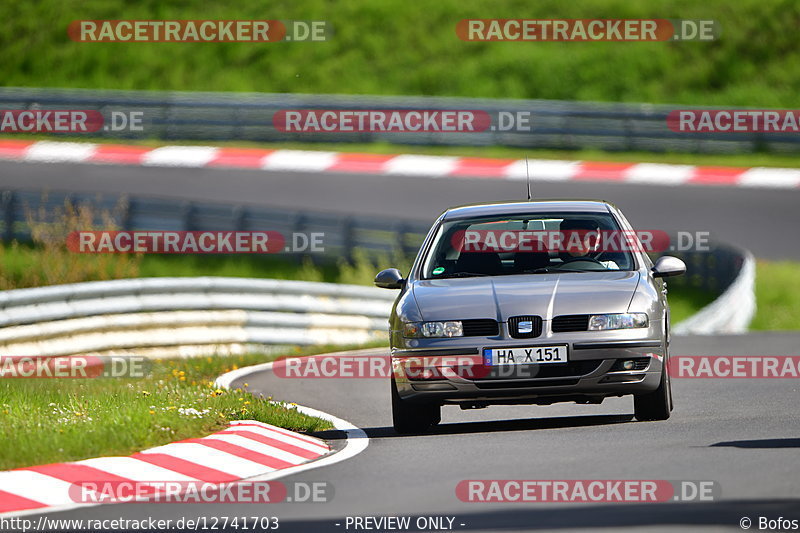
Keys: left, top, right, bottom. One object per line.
{"left": 436, "top": 271, "right": 491, "bottom": 278}
{"left": 525, "top": 267, "right": 594, "bottom": 274}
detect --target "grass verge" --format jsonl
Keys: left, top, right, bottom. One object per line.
{"left": 750, "top": 261, "right": 800, "bottom": 330}
{"left": 667, "top": 285, "right": 717, "bottom": 325}
{"left": 2, "top": 0, "right": 800, "bottom": 107}
{"left": 0, "top": 345, "right": 376, "bottom": 471}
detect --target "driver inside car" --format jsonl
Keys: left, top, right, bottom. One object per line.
{"left": 559, "top": 218, "right": 620, "bottom": 270}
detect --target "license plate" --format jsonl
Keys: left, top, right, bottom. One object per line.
{"left": 483, "top": 345, "right": 568, "bottom": 366}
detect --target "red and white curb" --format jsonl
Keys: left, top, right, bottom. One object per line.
{"left": 1, "top": 140, "right": 799, "bottom": 189}
{"left": 0, "top": 420, "right": 330, "bottom": 516}
{"left": 0, "top": 351, "right": 370, "bottom": 518}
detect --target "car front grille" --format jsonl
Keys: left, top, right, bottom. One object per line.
{"left": 508, "top": 315, "right": 543, "bottom": 338}
{"left": 552, "top": 314, "right": 590, "bottom": 332}
{"left": 461, "top": 319, "right": 500, "bottom": 337}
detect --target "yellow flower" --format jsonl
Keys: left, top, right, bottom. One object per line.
{"left": 149, "top": 410, "right": 155, "bottom": 415}
{"left": 243, "top": 401, "right": 250, "bottom": 406}
{"left": 179, "top": 376, "right": 186, "bottom": 381}
{"left": 243, "top": 383, "right": 249, "bottom": 388}
{"left": 141, "top": 391, "right": 151, "bottom": 396}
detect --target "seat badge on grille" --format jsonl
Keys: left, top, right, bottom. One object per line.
{"left": 518, "top": 320, "right": 533, "bottom": 334}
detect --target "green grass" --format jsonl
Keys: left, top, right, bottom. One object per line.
{"left": 668, "top": 285, "right": 717, "bottom": 324}
{"left": 750, "top": 261, "right": 800, "bottom": 330}
{"left": 0, "top": 345, "right": 367, "bottom": 471}
{"left": 2, "top": 0, "right": 800, "bottom": 107}
{"left": 0, "top": 240, "right": 405, "bottom": 288}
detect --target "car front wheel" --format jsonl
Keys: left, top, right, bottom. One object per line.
{"left": 391, "top": 378, "right": 441, "bottom": 434}
{"left": 633, "top": 356, "right": 672, "bottom": 421}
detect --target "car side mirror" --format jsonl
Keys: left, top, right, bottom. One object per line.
{"left": 374, "top": 268, "right": 405, "bottom": 289}
{"left": 652, "top": 256, "right": 686, "bottom": 278}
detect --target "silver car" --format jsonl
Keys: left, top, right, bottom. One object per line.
{"left": 375, "top": 200, "right": 686, "bottom": 434}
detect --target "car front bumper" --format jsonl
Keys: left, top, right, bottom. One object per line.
{"left": 392, "top": 324, "right": 666, "bottom": 405}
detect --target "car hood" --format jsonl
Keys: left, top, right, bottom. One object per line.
{"left": 411, "top": 271, "right": 640, "bottom": 322}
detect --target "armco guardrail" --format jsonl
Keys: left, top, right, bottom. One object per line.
{"left": 672, "top": 250, "right": 756, "bottom": 335}
{"left": 0, "top": 277, "right": 396, "bottom": 358}
{"left": 1, "top": 87, "right": 797, "bottom": 153}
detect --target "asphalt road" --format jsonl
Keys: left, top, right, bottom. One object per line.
{"left": 36, "top": 333, "right": 800, "bottom": 532}
{"left": 1, "top": 160, "right": 799, "bottom": 260}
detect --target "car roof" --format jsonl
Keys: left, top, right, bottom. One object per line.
{"left": 441, "top": 200, "right": 614, "bottom": 220}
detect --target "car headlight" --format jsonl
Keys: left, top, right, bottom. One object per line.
{"left": 403, "top": 321, "right": 463, "bottom": 338}
{"left": 588, "top": 313, "right": 648, "bottom": 331}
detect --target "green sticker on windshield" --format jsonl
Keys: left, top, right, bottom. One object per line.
{"left": 433, "top": 267, "right": 445, "bottom": 275}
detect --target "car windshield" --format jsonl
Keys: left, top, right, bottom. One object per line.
{"left": 420, "top": 211, "right": 637, "bottom": 279}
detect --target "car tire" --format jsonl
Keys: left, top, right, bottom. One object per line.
{"left": 391, "top": 378, "right": 441, "bottom": 434}
{"left": 633, "top": 355, "right": 672, "bottom": 421}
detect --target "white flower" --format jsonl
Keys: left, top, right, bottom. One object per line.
{"left": 177, "top": 407, "right": 211, "bottom": 419}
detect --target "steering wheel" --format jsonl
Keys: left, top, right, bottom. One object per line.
{"left": 559, "top": 257, "right": 607, "bottom": 271}
{"left": 561, "top": 256, "right": 604, "bottom": 266}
